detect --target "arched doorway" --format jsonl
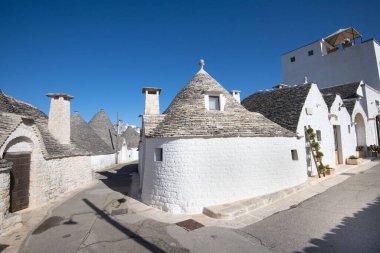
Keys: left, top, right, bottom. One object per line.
{"left": 376, "top": 115, "right": 380, "bottom": 145}
{"left": 3, "top": 137, "right": 32, "bottom": 212}
{"left": 355, "top": 113, "right": 366, "bottom": 147}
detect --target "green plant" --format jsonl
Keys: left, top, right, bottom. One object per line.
{"left": 307, "top": 127, "right": 314, "bottom": 135}
{"left": 316, "top": 151, "right": 324, "bottom": 158}
{"left": 349, "top": 155, "right": 358, "bottom": 159}
{"left": 325, "top": 164, "right": 332, "bottom": 170}
{"left": 318, "top": 164, "right": 326, "bottom": 173}
{"left": 310, "top": 141, "right": 320, "bottom": 150}
{"left": 356, "top": 146, "right": 364, "bottom": 151}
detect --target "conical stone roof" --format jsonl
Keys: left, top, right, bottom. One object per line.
{"left": 71, "top": 111, "right": 115, "bottom": 155}
{"left": 89, "top": 109, "right": 117, "bottom": 150}
{"left": 122, "top": 127, "right": 140, "bottom": 149}
{"left": 144, "top": 70, "right": 295, "bottom": 138}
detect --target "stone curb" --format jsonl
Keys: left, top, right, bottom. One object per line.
{"left": 202, "top": 158, "right": 378, "bottom": 220}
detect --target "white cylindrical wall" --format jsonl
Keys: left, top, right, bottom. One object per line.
{"left": 141, "top": 136, "right": 307, "bottom": 214}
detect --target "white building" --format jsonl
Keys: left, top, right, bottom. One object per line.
{"left": 282, "top": 27, "right": 380, "bottom": 149}
{"left": 282, "top": 28, "right": 380, "bottom": 89}
{"left": 139, "top": 61, "right": 307, "bottom": 214}
{"left": 242, "top": 82, "right": 369, "bottom": 175}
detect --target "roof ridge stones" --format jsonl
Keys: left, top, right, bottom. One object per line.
{"left": 144, "top": 71, "right": 295, "bottom": 138}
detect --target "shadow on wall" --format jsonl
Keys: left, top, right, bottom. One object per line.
{"left": 96, "top": 162, "right": 141, "bottom": 201}
{"left": 301, "top": 196, "right": 380, "bottom": 253}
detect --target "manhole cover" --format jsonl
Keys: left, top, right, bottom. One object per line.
{"left": 176, "top": 219, "right": 204, "bottom": 231}
{"left": 111, "top": 208, "right": 128, "bottom": 215}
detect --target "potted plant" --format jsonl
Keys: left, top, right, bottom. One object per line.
{"left": 356, "top": 146, "right": 365, "bottom": 158}
{"left": 307, "top": 127, "right": 316, "bottom": 140}
{"left": 346, "top": 155, "right": 363, "bottom": 165}
{"left": 316, "top": 151, "right": 324, "bottom": 162}
{"left": 368, "top": 145, "right": 378, "bottom": 157}
{"left": 310, "top": 141, "right": 320, "bottom": 151}
{"left": 318, "top": 164, "right": 326, "bottom": 176}
{"left": 325, "top": 164, "right": 335, "bottom": 175}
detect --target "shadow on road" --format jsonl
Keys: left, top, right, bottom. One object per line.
{"left": 97, "top": 162, "right": 141, "bottom": 200}
{"left": 82, "top": 198, "right": 167, "bottom": 253}
{"left": 302, "top": 196, "right": 380, "bottom": 253}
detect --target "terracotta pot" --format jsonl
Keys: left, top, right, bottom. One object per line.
{"left": 346, "top": 158, "right": 363, "bottom": 165}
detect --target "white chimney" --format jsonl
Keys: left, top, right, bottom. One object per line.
{"left": 142, "top": 87, "right": 161, "bottom": 115}
{"left": 46, "top": 93, "right": 74, "bottom": 144}
{"left": 230, "top": 90, "right": 241, "bottom": 103}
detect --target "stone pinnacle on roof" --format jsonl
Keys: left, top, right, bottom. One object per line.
{"left": 197, "top": 59, "right": 207, "bottom": 74}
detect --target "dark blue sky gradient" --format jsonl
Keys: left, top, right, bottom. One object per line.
{"left": 1, "top": 0, "right": 379, "bottom": 126}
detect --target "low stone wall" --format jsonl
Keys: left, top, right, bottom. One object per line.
{"left": 30, "top": 155, "right": 94, "bottom": 208}
{"left": 90, "top": 154, "right": 115, "bottom": 172}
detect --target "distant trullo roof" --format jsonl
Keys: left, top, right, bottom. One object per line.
{"left": 71, "top": 111, "right": 115, "bottom": 155}
{"left": 143, "top": 67, "right": 295, "bottom": 138}
{"left": 121, "top": 126, "right": 140, "bottom": 149}
{"left": 241, "top": 84, "right": 313, "bottom": 133}
{"left": 89, "top": 109, "right": 117, "bottom": 150}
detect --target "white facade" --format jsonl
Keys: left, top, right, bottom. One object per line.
{"left": 91, "top": 154, "right": 115, "bottom": 171}
{"left": 282, "top": 39, "right": 380, "bottom": 89}
{"left": 296, "top": 84, "right": 335, "bottom": 175}
{"left": 141, "top": 137, "right": 306, "bottom": 214}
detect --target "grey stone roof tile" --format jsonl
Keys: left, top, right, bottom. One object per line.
{"left": 241, "top": 84, "right": 312, "bottom": 133}
{"left": 122, "top": 127, "right": 140, "bottom": 149}
{"left": 71, "top": 111, "right": 115, "bottom": 155}
{"left": 144, "top": 71, "right": 295, "bottom": 138}
{"left": 320, "top": 82, "right": 361, "bottom": 99}
{"left": 89, "top": 109, "right": 118, "bottom": 150}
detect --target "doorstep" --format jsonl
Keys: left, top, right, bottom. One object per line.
{"left": 203, "top": 158, "right": 377, "bottom": 220}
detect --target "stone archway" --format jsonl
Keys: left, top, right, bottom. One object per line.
{"left": 355, "top": 113, "right": 366, "bottom": 147}
{"left": 3, "top": 137, "right": 33, "bottom": 212}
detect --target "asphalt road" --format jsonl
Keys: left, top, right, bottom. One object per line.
{"left": 18, "top": 164, "right": 380, "bottom": 253}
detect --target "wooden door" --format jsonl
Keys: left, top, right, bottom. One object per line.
{"left": 4, "top": 152, "right": 31, "bottom": 212}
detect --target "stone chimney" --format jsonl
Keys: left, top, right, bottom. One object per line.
{"left": 230, "top": 90, "right": 241, "bottom": 103}
{"left": 142, "top": 87, "right": 161, "bottom": 115}
{"left": 46, "top": 93, "right": 74, "bottom": 144}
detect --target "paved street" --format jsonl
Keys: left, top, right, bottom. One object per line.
{"left": 15, "top": 163, "right": 380, "bottom": 253}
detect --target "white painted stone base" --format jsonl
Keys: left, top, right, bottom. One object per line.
{"left": 141, "top": 136, "right": 307, "bottom": 214}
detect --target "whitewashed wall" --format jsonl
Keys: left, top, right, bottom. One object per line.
{"left": 282, "top": 40, "right": 380, "bottom": 89}
{"left": 0, "top": 123, "right": 94, "bottom": 209}
{"left": 141, "top": 136, "right": 306, "bottom": 214}
{"left": 352, "top": 102, "right": 370, "bottom": 149}
{"left": 297, "top": 84, "right": 335, "bottom": 174}
{"left": 90, "top": 154, "right": 115, "bottom": 172}
{"left": 329, "top": 95, "right": 357, "bottom": 162}
{"left": 361, "top": 85, "right": 380, "bottom": 145}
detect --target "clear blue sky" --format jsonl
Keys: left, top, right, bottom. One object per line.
{"left": 1, "top": 0, "right": 379, "bottom": 126}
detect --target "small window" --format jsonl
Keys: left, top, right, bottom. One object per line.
{"left": 348, "top": 125, "right": 351, "bottom": 134}
{"left": 209, "top": 96, "right": 220, "bottom": 111}
{"left": 154, "top": 148, "right": 163, "bottom": 162}
{"left": 291, "top": 150, "right": 298, "bottom": 160}
{"left": 290, "top": 56, "right": 295, "bottom": 62}
{"left": 376, "top": 100, "right": 379, "bottom": 107}
{"left": 316, "top": 130, "right": 322, "bottom": 141}
{"left": 308, "top": 50, "right": 314, "bottom": 56}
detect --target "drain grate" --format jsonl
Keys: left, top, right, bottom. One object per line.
{"left": 111, "top": 208, "right": 128, "bottom": 215}
{"left": 176, "top": 219, "right": 204, "bottom": 231}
